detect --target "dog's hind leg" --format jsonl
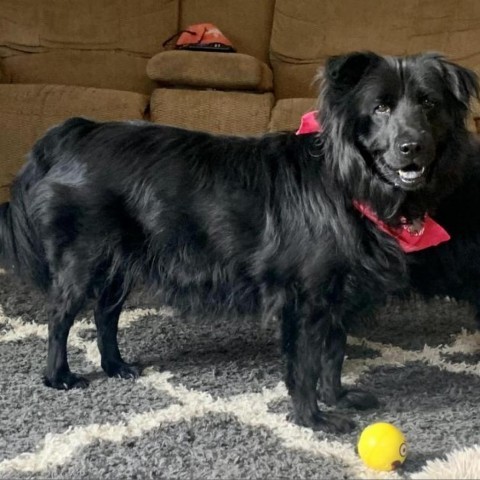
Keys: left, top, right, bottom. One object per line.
{"left": 282, "top": 301, "right": 356, "bottom": 433}
{"left": 317, "top": 325, "right": 379, "bottom": 410}
{"left": 94, "top": 276, "right": 140, "bottom": 380}
{"left": 43, "top": 277, "right": 89, "bottom": 390}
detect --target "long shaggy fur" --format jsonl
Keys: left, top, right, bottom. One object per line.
{"left": 409, "top": 136, "right": 480, "bottom": 318}
{"left": 0, "top": 51, "right": 478, "bottom": 433}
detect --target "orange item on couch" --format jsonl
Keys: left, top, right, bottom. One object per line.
{"left": 163, "top": 23, "right": 236, "bottom": 53}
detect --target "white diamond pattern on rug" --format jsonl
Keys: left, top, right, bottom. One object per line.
{"left": 0, "top": 272, "right": 479, "bottom": 479}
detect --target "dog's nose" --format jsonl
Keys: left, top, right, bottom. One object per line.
{"left": 398, "top": 141, "right": 422, "bottom": 157}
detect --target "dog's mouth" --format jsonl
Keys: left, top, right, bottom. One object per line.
{"left": 396, "top": 164, "right": 426, "bottom": 185}
{"left": 378, "top": 160, "right": 430, "bottom": 189}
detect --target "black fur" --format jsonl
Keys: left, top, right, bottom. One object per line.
{"left": 0, "top": 52, "right": 477, "bottom": 433}
{"left": 408, "top": 136, "right": 480, "bottom": 322}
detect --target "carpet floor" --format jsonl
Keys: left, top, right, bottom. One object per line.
{"left": 1, "top": 269, "right": 480, "bottom": 479}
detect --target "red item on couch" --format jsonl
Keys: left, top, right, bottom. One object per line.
{"left": 163, "top": 23, "right": 236, "bottom": 53}
{"left": 296, "top": 111, "right": 450, "bottom": 253}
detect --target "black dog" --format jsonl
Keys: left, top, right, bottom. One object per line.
{"left": 408, "top": 135, "right": 480, "bottom": 320}
{"left": 0, "top": 52, "right": 477, "bottom": 433}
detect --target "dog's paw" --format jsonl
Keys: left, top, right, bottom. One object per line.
{"left": 337, "top": 389, "right": 379, "bottom": 410}
{"left": 102, "top": 361, "right": 141, "bottom": 380}
{"left": 43, "top": 371, "right": 89, "bottom": 390}
{"left": 288, "top": 410, "right": 356, "bottom": 433}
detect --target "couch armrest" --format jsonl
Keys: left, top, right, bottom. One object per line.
{"left": 147, "top": 50, "right": 273, "bottom": 92}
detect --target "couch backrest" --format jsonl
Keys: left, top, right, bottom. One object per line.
{"left": 0, "top": 0, "right": 179, "bottom": 93}
{"left": 179, "top": 0, "right": 275, "bottom": 64}
{"left": 271, "top": 0, "right": 480, "bottom": 99}
{"left": 0, "top": 0, "right": 275, "bottom": 93}
{"left": 1, "top": 0, "right": 480, "bottom": 104}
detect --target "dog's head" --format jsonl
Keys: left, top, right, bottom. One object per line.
{"left": 319, "top": 52, "right": 479, "bottom": 194}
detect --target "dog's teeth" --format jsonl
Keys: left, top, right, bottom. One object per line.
{"left": 398, "top": 167, "right": 425, "bottom": 180}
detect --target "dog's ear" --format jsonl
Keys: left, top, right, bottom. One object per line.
{"left": 439, "top": 58, "right": 479, "bottom": 108}
{"left": 325, "top": 51, "right": 382, "bottom": 91}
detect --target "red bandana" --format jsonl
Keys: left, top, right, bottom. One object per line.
{"left": 296, "top": 111, "right": 451, "bottom": 253}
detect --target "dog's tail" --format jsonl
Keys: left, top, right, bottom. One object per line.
{"left": 0, "top": 118, "right": 100, "bottom": 289}
{"left": 0, "top": 151, "right": 53, "bottom": 290}
{"left": 0, "top": 195, "right": 50, "bottom": 290}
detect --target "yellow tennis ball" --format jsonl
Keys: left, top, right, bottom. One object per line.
{"left": 357, "top": 422, "right": 407, "bottom": 471}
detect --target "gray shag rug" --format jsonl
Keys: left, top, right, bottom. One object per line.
{"left": 1, "top": 269, "right": 480, "bottom": 480}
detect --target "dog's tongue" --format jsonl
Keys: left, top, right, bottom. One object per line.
{"left": 296, "top": 111, "right": 451, "bottom": 253}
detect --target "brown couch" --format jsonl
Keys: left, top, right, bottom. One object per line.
{"left": 1, "top": 0, "right": 479, "bottom": 202}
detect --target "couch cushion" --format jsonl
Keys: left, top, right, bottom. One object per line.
{"left": 0, "top": 59, "right": 6, "bottom": 83}
{"left": 147, "top": 51, "right": 273, "bottom": 91}
{"left": 180, "top": 0, "right": 275, "bottom": 64}
{"left": 150, "top": 88, "right": 274, "bottom": 135}
{"left": 0, "top": 84, "right": 149, "bottom": 202}
{"left": 3, "top": 50, "right": 155, "bottom": 94}
{"left": 0, "top": 0, "right": 178, "bottom": 92}
{"left": 269, "top": 59, "right": 320, "bottom": 100}
{"left": 268, "top": 98, "right": 316, "bottom": 132}
{"left": 0, "top": 0, "right": 178, "bottom": 56}
{"left": 271, "top": 0, "right": 480, "bottom": 99}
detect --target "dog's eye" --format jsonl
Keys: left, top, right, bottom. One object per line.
{"left": 421, "top": 98, "right": 436, "bottom": 110}
{"left": 374, "top": 104, "right": 391, "bottom": 114}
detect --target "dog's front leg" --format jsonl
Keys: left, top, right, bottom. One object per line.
{"left": 282, "top": 301, "right": 356, "bottom": 433}
{"left": 317, "top": 324, "right": 379, "bottom": 410}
